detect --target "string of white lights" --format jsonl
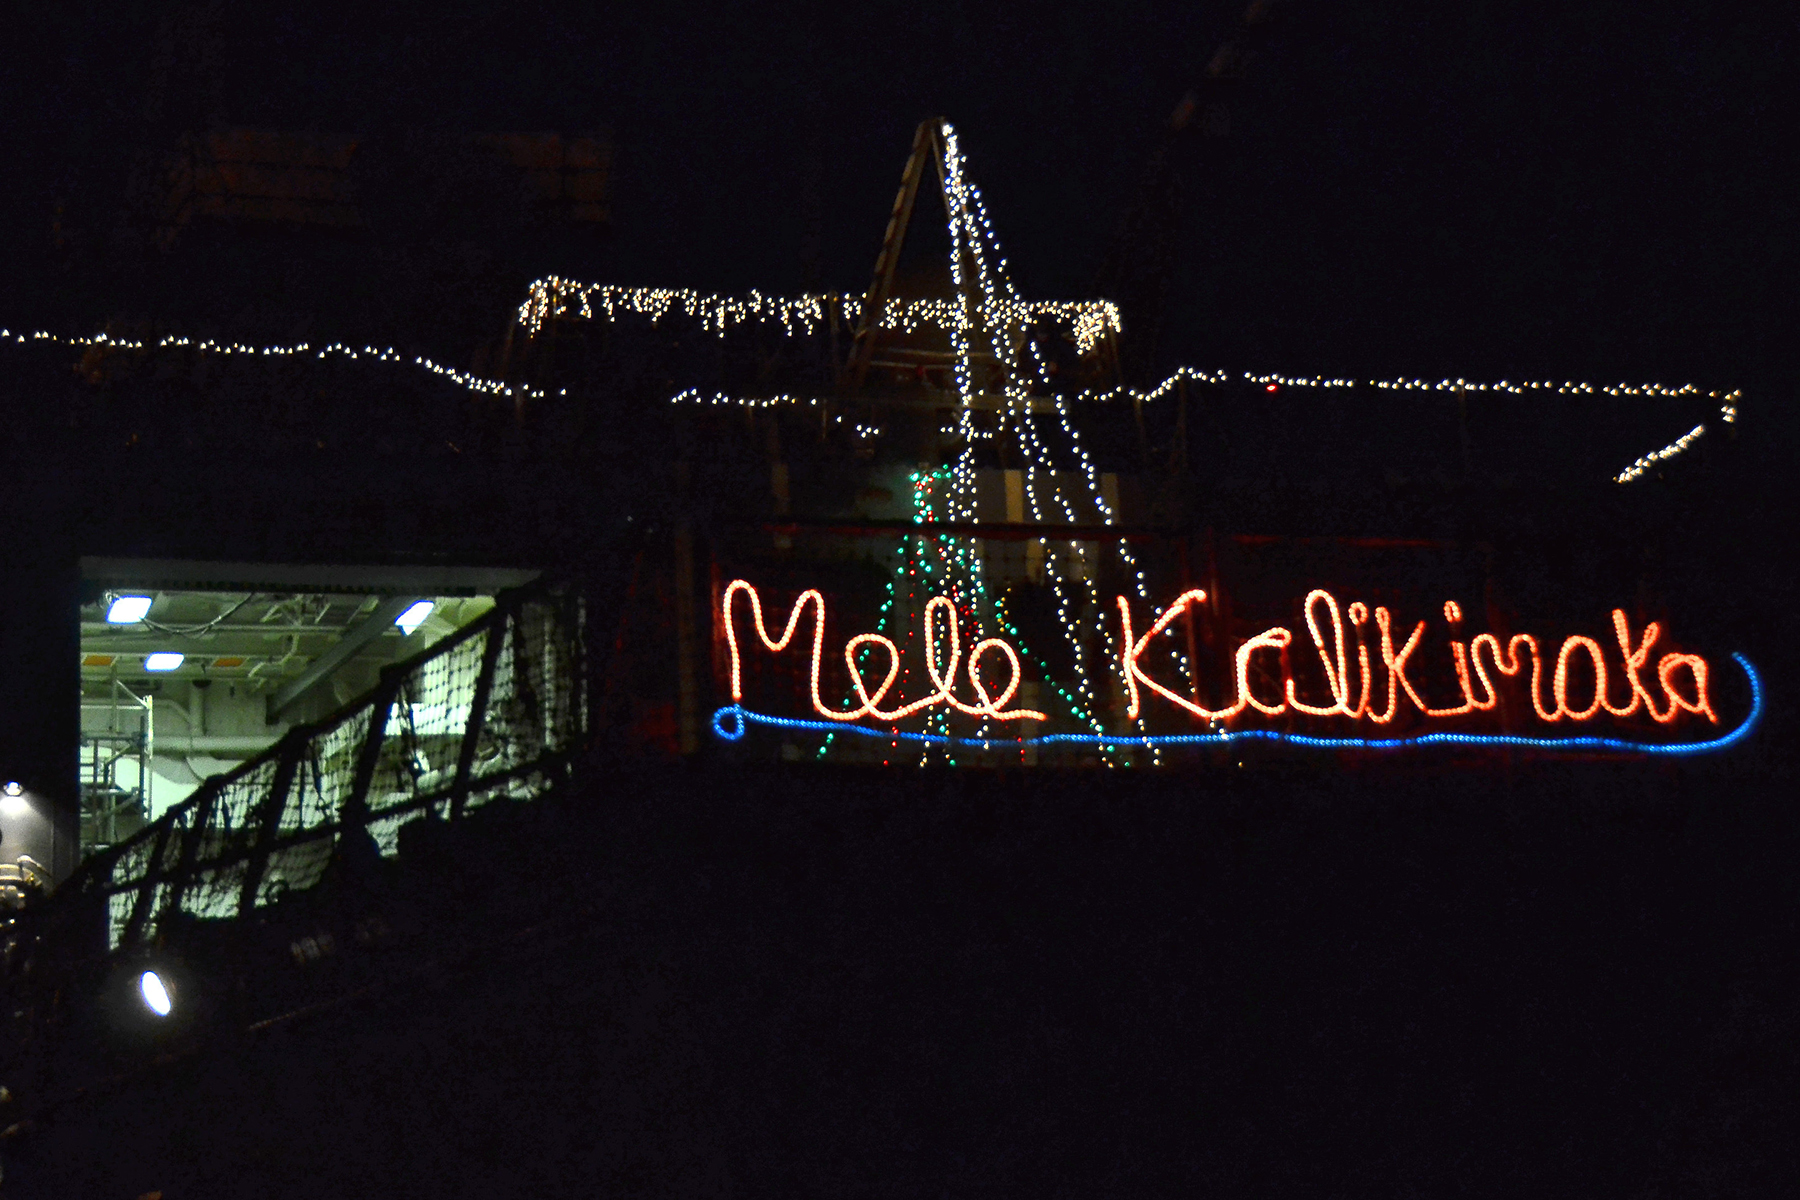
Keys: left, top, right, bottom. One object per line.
{"left": 932, "top": 121, "right": 989, "bottom": 763}
{"left": 1079, "top": 368, "right": 1738, "bottom": 404}
{"left": 665, "top": 364, "right": 1738, "bottom": 487}
{"left": 0, "top": 327, "right": 556, "bottom": 402}
{"left": 1077, "top": 371, "right": 1741, "bottom": 483}
{"left": 1614, "top": 424, "right": 1706, "bottom": 484}
{"left": 669, "top": 389, "right": 818, "bottom": 409}
{"left": 7, "top": 320, "right": 1731, "bottom": 490}
{"left": 668, "top": 367, "right": 1738, "bottom": 413}
{"left": 939, "top": 120, "right": 1160, "bottom": 762}
{"left": 516, "top": 276, "right": 1122, "bottom": 354}
{"left": 7, "top": 238, "right": 1735, "bottom": 493}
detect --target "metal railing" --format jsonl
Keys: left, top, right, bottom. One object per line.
{"left": 4, "top": 580, "right": 586, "bottom": 989}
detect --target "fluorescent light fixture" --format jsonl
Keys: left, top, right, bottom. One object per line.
{"left": 139, "top": 970, "right": 172, "bottom": 1017}
{"left": 395, "top": 600, "right": 435, "bottom": 635}
{"left": 144, "top": 652, "right": 184, "bottom": 672}
{"left": 106, "top": 595, "right": 153, "bottom": 624}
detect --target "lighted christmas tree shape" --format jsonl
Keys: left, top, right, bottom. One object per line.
{"left": 805, "top": 119, "right": 1169, "bottom": 763}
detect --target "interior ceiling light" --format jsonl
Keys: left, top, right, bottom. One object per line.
{"left": 106, "top": 595, "right": 153, "bottom": 624}
{"left": 395, "top": 600, "right": 435, "bottom": 635}
{"left": 144, "top": 652, "right": 184, "bottom": 672}
{"left": 139, "top": 970, "right": 172, "bottom": 1017}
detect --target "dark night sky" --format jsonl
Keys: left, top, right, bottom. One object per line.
{"left": 6, "top": 1, "right": 1792, "bottom": 400}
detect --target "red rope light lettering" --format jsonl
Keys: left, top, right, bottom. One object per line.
{"left": 1287, "top": 589, "right": 1351, "bottom": 716}
{"left": 856, "top": 597, "right": 969, "bottom": 721}
{"left": 1658, "top": 653, "right": 1718, "bottom": 724}
{"left": 1114, "top": 588, "right": 1721, "bottom": 733}
{"left": 726, "top": 580, "right": 1724, "bottom": 737}
{"left": 1346, "top": 602, "right": 1374, "bottom": 718}
{"left": 1610, "top": 611, "right": 1673, "bottom": 722}
{"left": 1237, "top": 627, "right": 1295, "bottom": 716}
{"left": 1500, "top": 634, "right": 1559, "bottom": 721}
{"left": 1468, "top": 633, "right": 1518, "bottom": 710}
{"left": 723, "top": 580, "right": 852, "bottom": 718}
{"left": 842, "top": 633, "right": 905, "bottom": 718}
{"left": 1370, "top": 607, "right": 1429, "bottom": 722}
{"left": 1553, "top": 636, "right": 1608, "bottom": 721}
{"left": 969, "top": 639, "right": 1030, "bottom": 715}
{"left": 1440, "top": 601, "right": 1482, "bottom": 715}
{"left": 1118, "top": 590, "right": 1245, "bottom": 720}
{"left": 723, "top": 580, "right": 1045, "bottom": 724}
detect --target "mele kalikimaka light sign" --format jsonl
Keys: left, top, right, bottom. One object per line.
{"left": 712, "top": 578, "right": 1759, "bottom": 758}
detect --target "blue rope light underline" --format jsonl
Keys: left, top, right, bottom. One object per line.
{"left": 713, "top": 654, "right": 1761, "bottom": 758}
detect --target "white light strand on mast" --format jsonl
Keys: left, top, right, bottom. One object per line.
{"left": 938, "top": 122, "right": 1163, "bottom": 762}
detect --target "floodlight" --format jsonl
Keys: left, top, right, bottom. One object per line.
{"left": 1, "top": 781, "right": 21, "bottom": 797}
{"left": 395, "top": 600, "right": 435, "bottom": 635}
{"left": 106, "top": 595, "right": 153, "bottom": 624}
{"left": 139, "top": 970, "right": 172, "bottom": 1017}
{"left": 144, "top": 653, "right": 185, "bottom": 672}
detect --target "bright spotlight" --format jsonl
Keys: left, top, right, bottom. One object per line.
{"left": 1, "top": 781, "right": 21, "bottom": 797}
{"left": 139, "top": 970, "right": 172, "bottom": 1017}
{"left": 144, "top": 652, "right": 185, "bottom": 672}
{"left": 395, "top": 600, "right": 435, "bottom": 635}
{"left": 106, "top": 595, "right": 153, "bottom": 624}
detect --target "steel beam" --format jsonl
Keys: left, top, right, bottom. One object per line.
{"left": 268, "top": 596, "right": 421, "bottom": 720}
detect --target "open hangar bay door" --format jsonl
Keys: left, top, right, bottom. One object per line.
{"left": 47, "top": 559, "right": 540, "bottom": 881}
